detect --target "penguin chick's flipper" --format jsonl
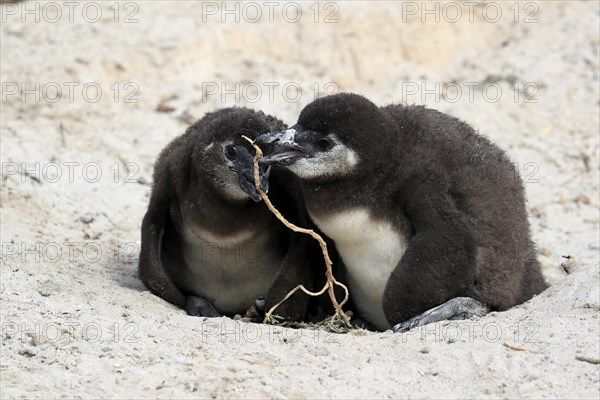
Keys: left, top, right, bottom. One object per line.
{"left": 392, "top": 297, "right": 490, "bottom": 333}
{"left": 138, "top": 179, "right": 187, "bottom": 308}
{"left": 185, "top": 295, "right": 222, "bottom": 317}
{"left": 260, "top": 169, "right": 322, "bottom": 322}
{"left": 261, "top": 236, "right": 317, "bottom": 322}
{"left": 383, "top": 173, "right": 485, "bottom": 329}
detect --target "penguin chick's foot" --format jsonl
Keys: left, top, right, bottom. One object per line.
{"left": 392, "top": 297, "right": 490, "bottom": 333}
{"left": 185, "top": 295, "right": 222, "bottom": 317}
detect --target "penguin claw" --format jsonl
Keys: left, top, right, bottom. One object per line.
{"left": 392, "top": 319, "right": 420, "bottom": 334}
{"left": 392, "top": 297, "right": 490, "bottom": 333}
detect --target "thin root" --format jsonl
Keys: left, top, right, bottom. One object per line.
{"left": 242, "top": 135, "right": 349, "bottom": 323}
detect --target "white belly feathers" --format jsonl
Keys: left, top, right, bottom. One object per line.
{"left": 310, "top": 208, "right": 407, "bottom": 330}
{"left": 178, "top": 225, "right": 282, "bottom": 315}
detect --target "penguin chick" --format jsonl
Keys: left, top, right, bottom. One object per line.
{"left": 139, "top": 107, "right": 321, "bottom": 321}
{"left": 256, "top": 93, "right": 548, "bottom": 332}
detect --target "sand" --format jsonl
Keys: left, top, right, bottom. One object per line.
{"left": 1, "top": 1, "right": 599, "bottom": 398}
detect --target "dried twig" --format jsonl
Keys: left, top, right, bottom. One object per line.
{"left": 242, "top": 135, "right": 349, "bottom": 323}
{"left": 575, "top": 355, "right": 600, "bottom": 365}
{"left": 502, "top": 341, "right": 528, "bottom": 351}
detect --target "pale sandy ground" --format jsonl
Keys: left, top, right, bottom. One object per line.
{"left": 1, "top": 1, "right": 599, "bottom": 398}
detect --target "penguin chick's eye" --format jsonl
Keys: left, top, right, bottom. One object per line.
{"left": 225, "top": 145, "right": 237, "bottom": 160}
{"left": 315, "top": 138, "right": 333, "bottom": 151}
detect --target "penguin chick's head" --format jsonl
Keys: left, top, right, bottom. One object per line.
{"left": 190, "top": 107, "right": 287, "bottom": 202}
{"left": 256, "top": 93, "right": 389, "bottom": 181}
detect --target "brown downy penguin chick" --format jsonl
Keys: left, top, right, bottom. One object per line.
{"left": 256, "top": 93, "right": 548, "bottom": 332}
{"left": 139, "top": 107, "right": 322, "bottom": 321}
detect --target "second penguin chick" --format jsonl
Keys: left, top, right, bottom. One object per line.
{"left": 257, "top": 93, "right": 548, "bottom": 332}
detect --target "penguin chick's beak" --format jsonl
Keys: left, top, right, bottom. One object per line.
{"left": 237, "top": 161, "right": 270, "bottom": 202}
{"left": 255, "top": 129, "right": 311, "bottom": 166}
